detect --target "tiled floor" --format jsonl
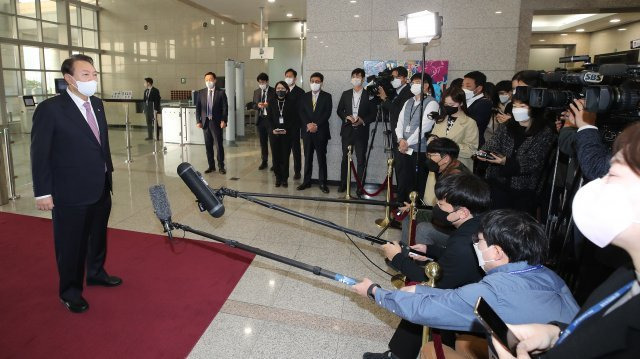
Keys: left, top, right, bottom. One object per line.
{"left": 1, "top": 127, "right": 402, "bottom": 358}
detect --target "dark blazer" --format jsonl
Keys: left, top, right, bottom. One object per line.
{"left": 267, "top": 96, "right": 298, "bottom": 134}
{"left": 195, "top": 86, "right": 228, "bottom": 126}
{"left": 541, "top": 267, "right": 640, "bottom": 359}
{"left": 382, "top": 84, "right": 413, "bottom": 124}
{"left": 336, "top": 88, "right": 376, "bottom": 138}
{"left": 143, "top": 86, "right": 161, "bottom": 112}
{"left": 299, "top": 90, "right": 333, "bottom": 140}
{"left": 252, "top": 86, "right": 276, "bottom": 125}
{"left": 288, "top": 85, "right": 306, "bottom": 128}
{"left": 467, "top": 97, "right": 493, "bottom": 146}
{"left": 31, "top": 91, "right": 113, "bottom": 206}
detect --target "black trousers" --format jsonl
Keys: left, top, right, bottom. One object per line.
{"left": 388, "top": 320, "right": 460, "bottom": 358}
{"left": 203, "top": 120, "right": 225, "bottom": 169}
{"left": 291, "top": 128, "right": 302, "bottom": 174}
{"left": 488, "top": 180, "right": 537, "bottom": 216}
{"left": 340, "top": 130, "right": 368, "bottom": 187}
{"left": 51, "top": 182, "right": 111, "bottom": 301}
{"left": 257, "top": 117, "right": 270, "bottom": 164}
{"left": 144, "top": 109, "right": 159, "bottom": 139}
{"left": 395, "top": 151, "right": 427, "bottom": 204}
{"left": 270, "top": 133, "right": 292, "bottom": 182}
{"left": 302, "top": 132, "right": 328, "bottom": 184}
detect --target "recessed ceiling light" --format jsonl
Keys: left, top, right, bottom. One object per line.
{"left": 560, "top": 33, "right": 568, "bottom": 36}
{"left": 539, "top": 39, "right": 546, "bottom": 42}
{"left": 350, "top": 0, "right": 357, "bottom": 3}
{"left": 268, "top": 0, "right": 275, "bottom": 3}
{"left": 576, "top": 28, "right": 585, "bottom": 32}
{"left": 609, "top": 18, "right": 620, "bottom": 23}
{"left": 618, "top": 28, "right": 627, "bottom": 31}
{"left": 286, "top": 13, "right": 293, "bottom": 17}
{"left": 495, "top": 11, "right": 502, "bottom": 14}
{"left": 354, "top": 14, "right": 360, "bottom": 18}
{"left": 320, "top": 41, "right": 324, "bottom": 43}
{"left": 313, "top": 36, "right": 317, "bottom": 39}
{"left": 324, "top": 45, "right": 329, "bottom": 48}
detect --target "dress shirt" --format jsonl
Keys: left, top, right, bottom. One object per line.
{"left": 466, "top": 93, "right": 483, "bottom": 107}
{"left": 352, "top": 88, "right": 363, "bottom": 117}
{"left": 396, "top": 83, "right": 407, "bottom": 95}
{"left": 373, "top": 261, "right": 580, "bottom": 332}
{"left": 395, "top": 97, "right": 439, "bottom": 146}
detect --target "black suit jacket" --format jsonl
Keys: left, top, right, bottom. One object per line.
{"left": 31, "top": 91, "right": 113, "bottom": 206}
{"left": 267, "top": 96, "right": 298, "bottom": 134}
{"left": 467, "top": 97, "right": 493, "bottom": 146}
{"left": 382, "top": 85, "right": 413, "bottom": 124}
{"left": 143, "top": 86, "right": 161, "bottom": 112}
{"left": 195, "top": 87, "right": 228, "bottom": 126}
{"left": 299, "top": 90, "right": 332, "bottom": 140}
{"left": 542, "top": 267, "right": 640, "bottom": 359}
{"left": 253, "top": 86, "right": 276, "bottom": 125}
{"left": 288, "top": 85, "right": 306, "bottom": 129}
{"left": 336, "top": 88, "right": 376, "bottom": 138}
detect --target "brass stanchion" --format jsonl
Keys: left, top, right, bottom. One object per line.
{"left": 345, "top": 145, "right": 352, "bottom": 200}
{"left": 422, "top": 262, "right": 441, "bottom": 345}
{"left": 375, "top": 158, "right": 394, "bottom": 228}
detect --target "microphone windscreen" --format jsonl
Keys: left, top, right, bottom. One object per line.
{"left": 149, "top": 184, "right": 172, "bottom": 222}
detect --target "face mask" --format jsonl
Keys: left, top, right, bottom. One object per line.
{"left": 276, "top": 90, "right": 287, "bottom": 98}
{"left": 463, "top": 88, "right": 475, "bottom": 101}
{"left": 512, "top": 107, "right": 530, "bottom": 122}
{"left": 284, "top": 77, "right": 294, "bottom": 86}
{"left": 473, "top": 243, "right": 499, "bottom": 271}
{"left": 351, "top": 78, "right": 363, "bottom": 87}
{"left": 310, "top": 83, "right": 321, "bottom": 92}
{"left": 74, "top": 79, "right": 97, "bottom": 97}
{"left": 391, "top": 78, "right": 402, "bottom": 89}
{"left": 426, "top": 158, "right": 440, "bottom": 173}
{"left": 444, "top": 105, "right": 458, "bottom": 116}
{"left": 572, "top": 178, "right": 640, "bottom": 248}
{"left": 433, "top": 204, "right": 461, "bottom": 226}
{"left": 410, "top": 83, "right": 422, "bottom": 96}
{"left": 206, "top": 81, "right": 215, "bottom": 89}
{"left": 499, "top": 94, "right": 510, "bottom": 104}
{"left": 259, "top": 83, "right": 267, "bottom": 90}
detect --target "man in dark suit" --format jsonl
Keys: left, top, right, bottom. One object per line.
{"left": 143, "top": 77, "right": 161, "bottom": 140}
{"left": 462, "top": 71, "right": 492, "bottom": 147}
{"left": 195, "top": 72, "right": 228, "bottom": 174}
{"left": 31, "top": 54, "right": 121, "bottom": 314}
{"left": 336, "top": 68, "right": 376, "bottom": 193}
{"left": 252, "top": 72, "right": 275, "bottom": 170}
{"left": 285, "top": 68, "right": 305, "bottom": 180}
{"left": 297, "top": 72, "right": 332, "bottom": 193}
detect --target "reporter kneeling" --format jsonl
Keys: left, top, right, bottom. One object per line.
{"left": 353, "top": 209, "right": 579, "bottom": 352}
{"left": 492, "top": 122, "right": 640, "bottom": 359}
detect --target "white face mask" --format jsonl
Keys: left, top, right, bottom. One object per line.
{"left": 206, "top": 81, "right": 215, "bottom": 89}
{"left": 473, "top": 243, "right": 499, "bottom": 272}
{"left": 512, "top": 107, "right": 530, "bottom": 122}
{"left": 463, "top": 88, "right": 475, "bottom": 101}
{"left": 74, "top": 79, "right": 97, "bottom": 97}
{"left": 284, "top": 77, "right": 294, "bottom": 86}
{"left": 410, "top": 83, "right": 422, "bottom": 96}
{"left": 391, "top": 78, "right": 402, "bottom": 89}
{"left": 351, "top": 78, "right": 363, "bottom": 87}
{"left": 572, "top": 178, "right": 640, "bottom": 248}
{"left": 258, "top": 83, "right": 267, "bottom": 90}
{"left": 310, "top": 83, "right": 321, "bottom": 92}
{"left": 499, "top": 94, "right": 510, "bottom": 104}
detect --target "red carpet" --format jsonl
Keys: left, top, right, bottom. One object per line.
{"left": 0, "top": 212, "right": 254, "bottom": 359}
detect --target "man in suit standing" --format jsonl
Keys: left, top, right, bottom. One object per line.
{"left": 143, "top": 77, "right": 161, "bottom": 140}
{"left": 31, "top": 54, "right": 121, "bottom": 314}
{"left": 297, "top": 72, "right": 332, "bottom": 194}
{"left": 336, "top": 68, "right": 376, "bottom": 193}
{"left": 285, "top": 68, "right": 305, "bottom": 180}
{"left": 195, "top": 72, "right": 228, "bottom": 174}
{"left": 252, "top": 73, "right": 275, "bottom": 170}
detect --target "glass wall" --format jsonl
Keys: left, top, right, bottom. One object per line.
{"left": 0, "top": 0, "right": 99, "bottom": 123}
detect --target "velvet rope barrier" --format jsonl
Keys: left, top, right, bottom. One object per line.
{"left": 350, "top": 161, "right": 388, "bottom": 197}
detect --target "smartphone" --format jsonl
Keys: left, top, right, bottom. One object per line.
{"left": 474, "top": 150, "right": 496, "bottom": 160}
{"left": 474, "top": 297, "right": 519, "bottom": 356}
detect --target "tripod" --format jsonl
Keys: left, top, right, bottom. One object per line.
{"left": 361, "top": 104, "right": 394, "bottom": 188}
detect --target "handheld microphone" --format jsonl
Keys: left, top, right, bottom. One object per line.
{"left": 149, "top": 184, "right": 174, "bottom": 241}
{"left": 177, "top": 162, "right": 225, "bottom": 218}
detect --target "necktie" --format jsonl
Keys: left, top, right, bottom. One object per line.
{"left": 145, "top": 89, "right": 149, "bottom": 103}
{"left": 207, "top": 89, "right": 213, "bottom": 118}
{"left": 312, "top": 95, "right": 317, "bottom": 111}
{"left": 262, "top": 90, "right": 267, "bottom": 116}
{"left": 83, "top": 102, "right": 101, "bottom": 144}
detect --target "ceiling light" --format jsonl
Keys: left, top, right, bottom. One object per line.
{"left": 350, "top": 0, "right": 357, "bottom": 3}
{"left": 618, "top": 28, "right": 627, "bottom": 31}
{"left": 319, "top": 41, "right": 324, "bottom": 43}
{"left": 354, "top": 14, "right": 360, "bottom": 18}
{"left": 576, "top": 28, "right": 585, "bottom": 32}
{"left": 609, "top": 18, "right": 620, "bottom": 23}
{"left": 560, "top": 33, "right": 568, "bottom": 36}
{"left": 495, "top": 11, "right": 502, "bottom": 14}
{"left": 286, "top": 13, "right": 293, "bottom": 17}
{"left": 539, "top": 39, "right": 546, "bottom": 42}
{"left": 268, "top": 0, "right": 275, "bottom": 3}
{"left": 313, "top": 36, "right": 317, "bottom": 39}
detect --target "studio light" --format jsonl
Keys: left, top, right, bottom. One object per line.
{"left": 397, "top": 10, "right": 442, "bottom": 45}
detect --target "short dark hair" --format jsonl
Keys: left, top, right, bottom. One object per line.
{"left": 478, "top": 209, "right": 548, "bottom": 265}
{"left": 393, "top": 66, "right": 408, "bottom": 78}
{"left": 285, "top": 68, "right": 297, "bottom": 78}
{"left": 274, "top": 80, "right": 290, "bottom": 94}
{"left": 434, "top": 173, "right": 490, "bottom": 215}
{"left": 464, "top": 71, "right": 487, "bottom": 88}
{"left": 427, "top": 137, "right": 460, "bottom": 159}
{"left": 204, "top": 72, "right": 216, "bottom": 79}
{"left": 449, "top": 78, "right": 463, "bottom": 89}
{"left": 440, "top": 86, "right": 468, "bottom": 118}
{"left": 310, "top": 72, "right": 324, "bottom": 82}
{"left": 61, "top": 54, "right": 94, "bottom": 76}
{"left": 144, "top": 77, "right": 153, "bottom": 85}
{"left": 495, "top": 80, "right": 512, "bottom": 93}
{"left": 351, "top": 68, "right": 365, "bottom": 78}
{"left": 512, "top": 70, "right": 542, "bottom": 87}
{"left": 257, "top": 72, "right": 269, "bottom": 82}
{"left": 410, "top": 72, "right": 433, "bottom": 91}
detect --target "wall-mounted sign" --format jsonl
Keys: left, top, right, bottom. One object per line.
{"left": 181, "top": 78, "right": 186, "bottom": 84}
{"left": 631, "top": 38, "right": 640, "bottom": 50}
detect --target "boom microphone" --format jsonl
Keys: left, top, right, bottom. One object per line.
{"left": 177, "top": 162, "right": 225, "bottom": 218}
{"left": 149, "top": 184, "right": 174, "bottom": 240}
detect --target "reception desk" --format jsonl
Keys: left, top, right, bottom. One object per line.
{"left": 161, "top": 105, "right": 204, "bottom": 145}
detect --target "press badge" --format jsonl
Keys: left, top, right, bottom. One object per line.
{"left": 279, "top": 116, "right": 284, "bottom": 124}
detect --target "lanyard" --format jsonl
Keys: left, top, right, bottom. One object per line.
{"left": 277, "top": 99, "right": 285, "bottom": 117}
{"left": 352, "top": 90, "right": 362, "bottom": 110}
{"left": 556, "top": 280, "right": 635, "bottom": 345}
{"left": 508, "top": 265, "right": 543, "bottom": 275}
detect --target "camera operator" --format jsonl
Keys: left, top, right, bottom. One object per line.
{"left": 476, "top": 86, "right": 556, "bottom": 216}
{"left": 378, "top": 66, "right": 413, "bottom": 145}
{"left": 484, "top": 80, "right": 513, "bottom": 144}
{"left": 491, "top": 122, "right": 640, "bottom": 359}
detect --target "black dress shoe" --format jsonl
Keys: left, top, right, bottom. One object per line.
{"left": 219, "top": 168, "right": 226, "bottom": 174}
{"left": 320, "top": 184, "right": 330, "bottom": 194}
{"left": 297, "top": 182, "right": 311, "bottom": 190}
{"left": 293, "top": 172, "right": 301, "bottom": 180}
{"left": 204, "top": 167, "right": 215, "bottom": 174}
{"left": 258, "top": 162, "right": 268, "bottom": 170}
{"left": 60, "top": 296, "right": 89, "bottom": 313}
{"left": 282, "top": 182, "right": 288, "bottom": 188}
{"left": 275, "top": 181, "right": 281, "bottom": 187}
{"left": 87, "top": 275, "right": 123, "bottom": 287}
{"left": 337, "top": 185, "right": 346, "bottom": 193}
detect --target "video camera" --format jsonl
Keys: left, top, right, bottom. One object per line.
{"left": 366, "top": 68, "right": 395, "bottom": 101}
